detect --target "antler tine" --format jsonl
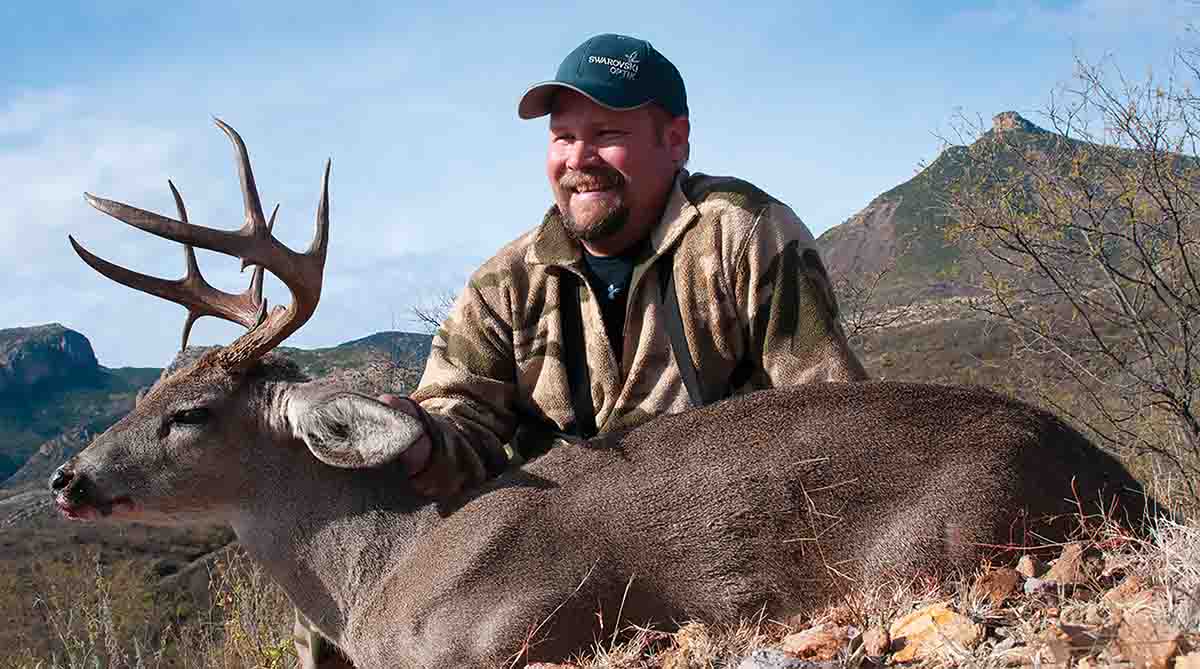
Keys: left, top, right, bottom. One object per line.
{"left": 212, "top": 117, "right": 269, "bottom": 238}
{"left": 310, "top": 160, "right": 331, "bottom": 259}
{"left": 170, "top": 180, "right": 268, "bottom": 351}
{"left": 242, "top": 203, "right": 280, "bottom": 272}
{"left": 215, "top": 158, "right": 331, "bottom": 370}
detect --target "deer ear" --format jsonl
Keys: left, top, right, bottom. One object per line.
{"left": 287, "top": 391, "right": 425, "bottom": 469}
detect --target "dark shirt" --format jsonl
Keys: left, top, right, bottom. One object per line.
{"left": 580, "top": 246, "right": 638, "bottom": 363}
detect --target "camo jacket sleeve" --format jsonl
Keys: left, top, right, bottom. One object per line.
{"left": 734, "top": 201, "right": 868, "bottom": 386}
{"left": 727, "top": 197, "right": 868, "bottom": 387}
{"left": 406, "top": 271, "right": 517, "bottom": 498}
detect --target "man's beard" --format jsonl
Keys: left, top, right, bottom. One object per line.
{"left": 557, "top": 168, "right": 629, "bottom": 243}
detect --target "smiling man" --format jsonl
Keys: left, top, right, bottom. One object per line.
{"left": 296, "top": 32, "right": 867, "bottom": 668}
{"left": 390, "top": 33, "right": 867, "bottom": 493}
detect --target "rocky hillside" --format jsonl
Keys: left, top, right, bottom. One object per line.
{"left": 0, "top": 324, "right": 100, "bottom": 397}
{"left": 0, "top": 324, "right": 158, "bottom": 483}
{"left": 816, "top": 111, "right": 1056, "bottom": 298}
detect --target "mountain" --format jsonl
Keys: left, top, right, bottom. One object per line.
{"left": 0, "top": 324, "right": 100, "bottom": 397}
{"left": 0, "top": 325, "right": 159, "bottom": 482}
{"left": 816, "top": 111, "right": 1056, "bottom": 297}
{"left": 0, "top": 326, "right": 432, "bottom": 490}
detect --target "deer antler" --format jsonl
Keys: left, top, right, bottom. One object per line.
{"left": 71, "top": 119, "right": 330, "bottom": 370}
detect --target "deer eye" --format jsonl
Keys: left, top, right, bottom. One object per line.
{"left": 171, "top": 408, "right": 212, "bottom": 426}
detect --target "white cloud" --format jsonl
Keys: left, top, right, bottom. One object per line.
{"left": 0, "top": 89, "right": 77, "bottom": 136}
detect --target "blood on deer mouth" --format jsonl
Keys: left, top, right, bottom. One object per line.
{"left": 55, "top": 493, "right": 138, "bottom": 521}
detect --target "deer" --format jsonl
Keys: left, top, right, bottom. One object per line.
{"left": 51, "top": 121, "right": 1149, "bottom": 668}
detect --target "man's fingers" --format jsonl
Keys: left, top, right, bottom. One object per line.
{"left": 377, "top": 393, "right": 405, "bottom": 408}
{"left": 378, "top": 393, "right": 422, "bottom": 420}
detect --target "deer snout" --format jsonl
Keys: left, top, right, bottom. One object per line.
{"left": 49, "top": 461, "right": 130, "bottom": 521}
{"left": 50, "top": 461, "right": 94, "bottom": 507}
{"left": 49, "top": 463, "right": 77, "bottom": 494}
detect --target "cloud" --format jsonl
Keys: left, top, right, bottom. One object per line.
{"left": 0, "top": 89, "right": 77, "bottom": 137}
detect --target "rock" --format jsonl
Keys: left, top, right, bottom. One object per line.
{"left": 0, "top": 324, "right": 99, "bottom": 397}
{"left": 992, "top": 111, "right": 1047, "bottom": 134}
{"left": 2, "top": 427, "right": 102, "bottom": 489}
{"left": 1017, "top": 554, "right": 1046, "bottom": 578}
{"left": 995, "top": 645, "right": 1035, "bottom": 666}
{"left": 1176, "top": 652, "right": 1200, "bottom": 668}
{"left": 734, "top": 648, "right": 835, "bottom": 669}
{"left": 862, "top": 626, "right": 890, "bottom": 658}
{"left": 1045, "top": 543, "right": 1102, "bottom": 585}
{"left": 973, "top": 567, "right": 1023, "bottom": 607}
{"left": 1042, "top": 623, "right": 1109, "bottom": 659}
{"left": 779, "top": 623, "right": 850, "bottom": 661}
{"left": 1117, "top": 611, "right": 1181, "bottom": 669}
{"left": 526, "top": 665, "right": 577, "bottom": 669}
{"left": 1104, "top": 575, "right": 1152, "bottom": 609}
{"left": 1024, "top": 577, "right": 1059, "bottom": 597}
{"left": 1035, "top": 629, "right": 1073, "bottom": 666}
{"left": 888, "top": 602, "right": 983, "bottom": 663}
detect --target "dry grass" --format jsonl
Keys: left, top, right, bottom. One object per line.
{"left": 2, "top": 547, "right": 294, "bottom": 669}
{"left": 7, "top": 500, "right": 1198, "bottom": 668}
{"left": 171, "top": 549, "right": 295, "bottom": 669}
{"left": 545, "top": 510, "right": 1199, "bottom": 668}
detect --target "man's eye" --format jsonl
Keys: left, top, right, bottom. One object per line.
{"left": 171, "top": 408, "right": 212, "bottom": 425}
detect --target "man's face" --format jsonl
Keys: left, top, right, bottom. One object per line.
{"left": 547, "top": 90, "right": 686, "bottom": 250}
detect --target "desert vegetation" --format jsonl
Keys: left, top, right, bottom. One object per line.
{"left": 945, "top": 46, "right": 1200, "bottom": 518}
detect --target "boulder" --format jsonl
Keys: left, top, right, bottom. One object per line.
{"left": 889, "top": 602, "right": 983, "bottom": 663}
{"left": 1117, "top": 612, "right": 1181, "bottom": 669}
{"left": 779, "top": 623, "right": 850, "bottom": 661}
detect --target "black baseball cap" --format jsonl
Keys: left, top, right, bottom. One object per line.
{"left": 518, "top": 33, "right": 688, "bottom": 120}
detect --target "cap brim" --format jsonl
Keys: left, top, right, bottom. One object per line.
{"left": 517, "top": 81, "right": 652, "bottom": 120}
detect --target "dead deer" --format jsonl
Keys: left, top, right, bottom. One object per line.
{"left": 52, "top": 122, "right": 1148, "bottom": 668}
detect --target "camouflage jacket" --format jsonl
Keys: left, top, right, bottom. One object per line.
{"left": 407, "top": 170, "right": 868, "bottom": 496}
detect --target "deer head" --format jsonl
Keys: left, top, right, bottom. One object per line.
{"left": 51, "top": 121, "right": 426, "bottom": 526}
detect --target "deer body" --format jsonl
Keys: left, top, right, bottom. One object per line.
{"left": 54, "top": 123, "right": 1147, "bottom": 668}
{"left": 79, "top": 368, "right": 1137, "bottom": 667}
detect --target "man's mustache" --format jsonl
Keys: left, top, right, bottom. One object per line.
{"left": 560, "top": 169, "right": 624, "bottom": 192}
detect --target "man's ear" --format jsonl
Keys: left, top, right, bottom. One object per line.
{"left": 286, "top": 390, "right": 425, "bottom": 469}
{"left": 666, "top": 116, "right": 690, "bottom": 166}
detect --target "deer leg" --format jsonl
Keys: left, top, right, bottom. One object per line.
{"left": 293, "top": 609, "right": 355, "bottom": 669}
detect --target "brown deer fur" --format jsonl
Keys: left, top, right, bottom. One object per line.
{"left": 53, "top": 352, "right": 1147, "bottom": 667}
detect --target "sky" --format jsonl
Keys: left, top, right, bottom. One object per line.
{"left": 1, "top": 0, "right": 1194, "bottom": 367}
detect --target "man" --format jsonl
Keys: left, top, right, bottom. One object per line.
{"left": 296, "top": 33, "right": 866, "bottom": 669}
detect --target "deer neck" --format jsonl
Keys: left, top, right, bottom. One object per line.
{"left": 228, "top": 442, "right": 439, "bottom": 642}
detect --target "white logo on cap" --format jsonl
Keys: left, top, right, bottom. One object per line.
{"left": 587, "top": 50, "right": 640, "bottom": 80}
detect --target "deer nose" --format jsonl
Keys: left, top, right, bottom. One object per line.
{"left": 49, "top": 464, "right": 75, "bottom": 492}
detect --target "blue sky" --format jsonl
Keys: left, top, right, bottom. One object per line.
{"left": 1, "top": 0, "right": 1193, "bottom": 367}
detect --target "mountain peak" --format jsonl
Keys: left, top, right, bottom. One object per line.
{"left": 991, "top": 111, "right": 1046, "bottom": 135}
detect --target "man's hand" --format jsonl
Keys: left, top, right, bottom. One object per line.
{"left": 377, "top": 394, "right": 433, "bottom": 476}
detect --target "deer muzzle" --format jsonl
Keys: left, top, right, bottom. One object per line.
{"left": 49, "top": 461, "right": 138, "bottom": 521}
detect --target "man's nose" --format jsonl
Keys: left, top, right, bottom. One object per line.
{"left": 565, "top": 139, "right": 599, "bottom": 171}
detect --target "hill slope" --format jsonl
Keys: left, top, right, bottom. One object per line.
{"left": 816, "top": 111, "right": 1058, "bottom": 297}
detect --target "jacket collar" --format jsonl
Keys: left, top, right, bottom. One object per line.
{"left": 526, "top": 170, "right": 701, "bottom": 268}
